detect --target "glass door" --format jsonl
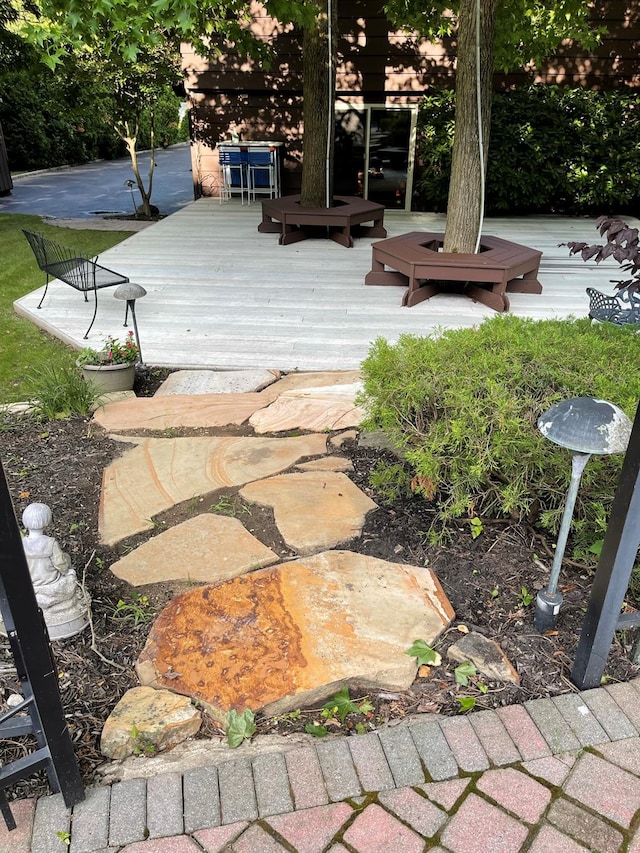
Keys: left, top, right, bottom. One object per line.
{"left": 334, "top": 105, "right": 417, "bottom": 210}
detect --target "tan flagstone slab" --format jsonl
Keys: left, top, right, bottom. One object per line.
{"left": 110, "top": 514, "right": 278, "bottom": 586}
{"left": 250, "top": 383, "right": 364, "bottom": 434}
{"left": 136, "top": 550, "right": 455, "bottom": 720}
{"left": 154, "top": 369, "right": 280, "bottom": 396}
{"left": 240, "top": 471, "right": 377, "bottom": 554}
{"left": 257, "top": 370, "right": 362, "bottom": 403}
{"left": 99, "top": 433, "right": 328, "bottom": 546}
{"left": 100, "top": 686, "right": 201, "bottom": 760}
{"left": 296, "top": 456, "right": 354, "bottom": 472}
{"left": 93, "top": 392, "right": 268, "bottom": 431}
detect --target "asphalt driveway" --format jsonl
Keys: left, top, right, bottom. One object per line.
{"left": 0, "top": 144, "right": 194, "bottom": 220}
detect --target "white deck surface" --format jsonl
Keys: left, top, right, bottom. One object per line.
{"left": 14, "top": 200, "right": 632, "bottom": 372}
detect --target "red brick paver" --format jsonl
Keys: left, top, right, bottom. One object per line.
{"left": 0, "top": 798, "right": 35, "bottom": 853}
{"left": 440, "top": 793, "right": 528, "bottom": 853}
{"left": 418, "top": 778, "right": 470, "bottom": 811}
{"left": 521, "top": 756, "right": 573, "bottom": 786}
{"left": 342, "top": 803, "right": 424, "bottom": 853}
{"left": 564, "top": 753, "right": 640, "bottom": 828}
{"left": 265, "top": 803, "right": 353, "bottom": 853}
{"left": 231, "top": 824, "right": 290, "bottom": 852}
{"left": 477, "top": 768, "right": 552, "bottom": 823}
{"left": 193, "top": 822, "right": 249, "bottom": 853}
{"left": 496, "top": 705, "right": 551, "bottom": 760}
{"left": 377, "top": 787, "right": 446, "bottom": 837}
{"left": 528, "top": 825, "right": 591, "bottom": 853}
{"left": 120, "top": 837, "right": 202, "bottom": 852}
{"left": 596, "top": 738, "right": 640, "bottom": 777}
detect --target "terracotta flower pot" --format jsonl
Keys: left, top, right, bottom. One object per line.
{"left": 81, "top": 362, "right": 136, "bottom": 393}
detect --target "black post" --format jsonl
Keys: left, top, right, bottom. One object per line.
{"left": 0, "top": 461, "right": 84, "bottom": 814}
{"left": 571, "top": 402, "right": 640, "bottom": 689}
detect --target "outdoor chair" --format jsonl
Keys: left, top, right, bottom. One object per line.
{"left": 587, "top": 286, "right": 640, "bottom": 326}
{"left": 218, "top": 145, "right": 249, "bottom": 205}
{"left": 248, "top": 147, "right": 280, "bottom": 202}
{"left": 22, "top": 229, "right": 129, "bottom": 339}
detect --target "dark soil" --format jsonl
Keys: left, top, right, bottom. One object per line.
{"left": 1, "top": 370, "right": 638, "bottom": 798}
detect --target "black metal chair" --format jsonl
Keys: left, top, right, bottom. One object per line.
{"left": 586, "top": 287, "right": 640, "bottom": 326}
{"left": 22, "top": 229, "right": 129, "bottom": 338}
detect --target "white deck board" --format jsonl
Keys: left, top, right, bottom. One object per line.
{"left": 14, "top": 200, "right": 635, "bottom": 372}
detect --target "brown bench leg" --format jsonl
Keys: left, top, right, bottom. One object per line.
{"left": 329, "top": 227, "right": 353, "bottom": 248}
{"left": 465, "top": 283, "right": 509, "bottom": 312}
{"left": 257, "top": 213, "right": 281, "bottom": 234}
{"left": 404, "top": 279, "right": 442, "bottom": 307}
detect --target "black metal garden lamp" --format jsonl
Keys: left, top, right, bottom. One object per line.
{"left": 114, "top": 282, "right": 147, "bottom": 366}
{"left": 535, "top": 397, "right": 632, "bottom": 633}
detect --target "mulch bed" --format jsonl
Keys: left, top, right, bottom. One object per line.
{"left": 0, "top": 369, "right": 637, "bottom": 799}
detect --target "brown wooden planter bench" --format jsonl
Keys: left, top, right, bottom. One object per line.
{"left": 365, "top": 231, "right": 542, "bottom": 311}
{"left": 258, "top": 195, "right": 387, "bottom": 248}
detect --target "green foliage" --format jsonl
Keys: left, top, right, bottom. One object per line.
{"left": 384, "top": 0, "right": 599, "bottom": 74}
{"left": 26, "top": 362, "right": 99, "bottom": 419}
{"left": 305, "top": 723, "right": 328, "bottom": 737}
{"left": 406, "top": 639, "right": 442, "bottom": 667}
{"left": 517, "top": 587, "right": 534, "bottom": 608}
{"left": 0, "top": 62, "right": 122, "bottom": 171}
{"left": 454, "top": 661, "right": 477, "bottom": 687}
{"left": 455, "top": 696, "right": 476, "bottom": 713}
{"left": 321, "top": 686, "right": 372, "bottom": 724}
{"left": 414, "top": 86, "right": 640, "bottom": 216}
{"left": 225, "top": 708, "right": 257, "bottom": 748}
{"left": 55, "top": 830, "right": 71, "bottom": 846}
{"left": 359, "top": 316, "right": 640, "bottom": 562}
{"left": 0, "top": 215, "right": 130, "bottom": 404}
{"left": 112, "top": 594, "right": 153, "bottom": 626}
{"left": 129, "top": 724, "right": 156, "bottom": 756}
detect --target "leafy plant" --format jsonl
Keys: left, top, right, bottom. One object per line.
{"left": 405, "top": 639, "right": 442, "bottom": 667}
{"left": 77, "top": 330, "right": 139, "bottom": 365}
{"left": 226, "top": 708, "right": 256, "bottom": 748}
{"left": 26, "top": 362, "right": 100, "bottom": 418}
{"left": 518, "top": 587, "right": 534, "bottom": 608}
{"left": 305, "top": 723, "right": 328, "bottom": 737}
{"left": 321, "top": 687, "right": 373, "bottom": 724}
{"left": 564, "top": 216, "right": 640, "bottom": 295}
{"left": 456, "top": 696, "right": 476, "bottom": 713}
{"left": 359, "top": 316, "right": 640, "bottom": 563}
{"left": 129, "top": 724, "right": 156, "bottom": 756}
{"left": 112, "top": 593, "right": 153, "bottom": 626}
{"left": 469, "top": 517, "right": 483, "bottom": 539}
{"left": 454, "top": 661, "right": 477, "bottom": 687}
{"left": 55, "top": 830, "right": 71, "bottom": 846}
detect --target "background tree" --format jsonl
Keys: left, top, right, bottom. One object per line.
{"left": 384, "top": 0, "right": 601, "bottom": 252}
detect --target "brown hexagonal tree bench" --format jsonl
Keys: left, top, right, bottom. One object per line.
{"left": 365, "top": 231, "right": 543, "bottom": 311}
{"left": 258, "top": 195, "right": 387, "bottom": 248}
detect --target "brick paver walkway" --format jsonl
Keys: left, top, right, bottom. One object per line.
{"left": 4, "top": 679, "right": 640, "bottom": 852}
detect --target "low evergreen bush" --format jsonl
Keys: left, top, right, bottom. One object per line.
{"left": 359, "top": 316, "right": 640, "bottom": 561}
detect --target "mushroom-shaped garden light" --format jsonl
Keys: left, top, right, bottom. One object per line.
{"left": 114, "top": 282, "right": 147, "bottom": 366}
{"left": 535, "top": 397, "right": 632, "bottom": 633}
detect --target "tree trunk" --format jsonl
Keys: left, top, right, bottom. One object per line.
{"left": 116, "top": 119, "right": 155, "bottom": 219}
{"left": 443, "top": 0, "right": 497, "bottom": 254}
{"left": 300, "top": 0, "right": 336, "bottom": 208}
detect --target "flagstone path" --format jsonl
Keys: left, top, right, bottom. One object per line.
{"left": 96, "top": 369, "right": 455, "bottom": 732}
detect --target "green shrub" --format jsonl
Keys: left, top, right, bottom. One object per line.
{"left": 359, "top": 316, "right": 640, "bottom": 561}
{"left": 414, "top": 85, "right": 640, "bottom": 216}
{"left": 27, "top": 363, "right": 99, "bottom": 419}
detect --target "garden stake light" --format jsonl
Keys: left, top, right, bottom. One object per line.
{"left": 114, "top": 282, "right": 147, "bottom": 366}
{"left": 535, "top": 397, "right": 632, "bottom": 633}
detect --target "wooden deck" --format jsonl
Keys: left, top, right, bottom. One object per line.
{"left": 13, "top": 201, "right": 637, "bottom": 372}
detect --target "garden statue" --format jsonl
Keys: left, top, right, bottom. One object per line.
{"left": 21, "top": 503, "right": 90, "bottom": 640}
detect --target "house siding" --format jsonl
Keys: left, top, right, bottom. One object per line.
{"left": 182, "top": 0, "right": 640, "bottom": 200}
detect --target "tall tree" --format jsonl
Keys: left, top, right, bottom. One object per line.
{"left": 384, "top": 0, "right": 601, "bottom": 252}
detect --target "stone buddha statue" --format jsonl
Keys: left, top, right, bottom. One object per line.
{"left": 21, "top": 502, "right": 90, "bottom": 640}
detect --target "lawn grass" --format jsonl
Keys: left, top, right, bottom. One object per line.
{"left": 0, "top": 214, "right": 132, "bottom": 403}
